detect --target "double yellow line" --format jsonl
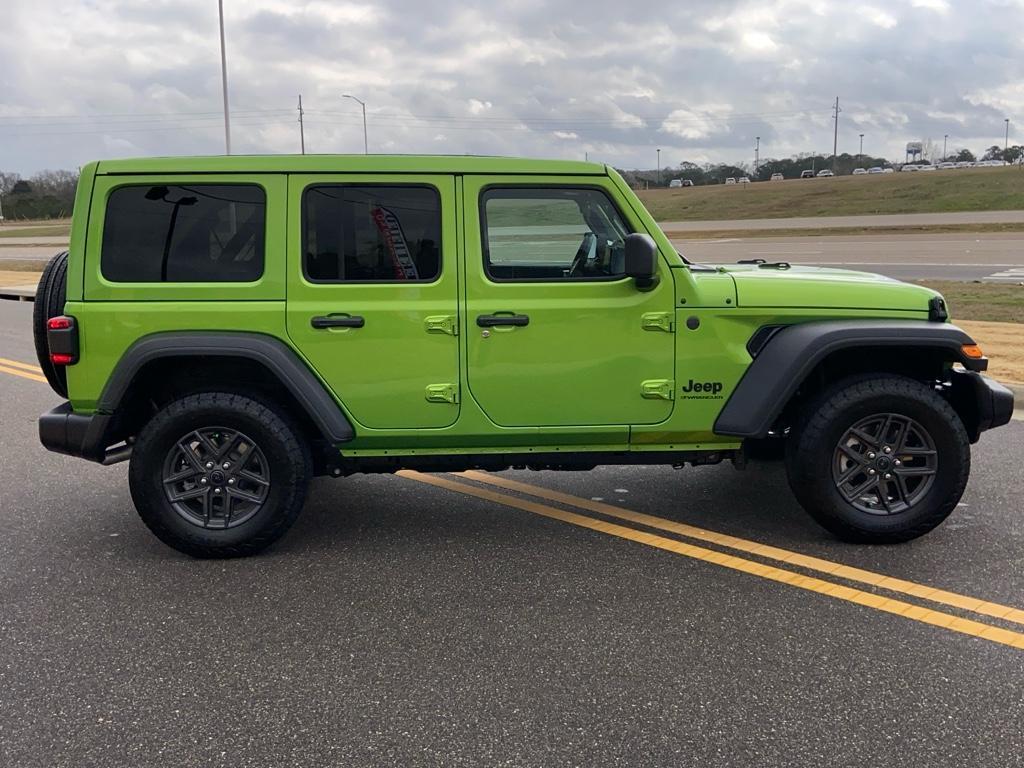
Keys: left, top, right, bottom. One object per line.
{"left": 3, "top": 354, "right": 1022, "bottom": 649}
{"left": 400, "top": 470, "right": 1024, "bottom": 651}
{"left": 0, "top": 357, "right": 46, "bottom": 383}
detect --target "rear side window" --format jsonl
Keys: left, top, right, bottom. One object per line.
{"left": 302, "top": 185, "right": 441, "bottom": 283}
{"left": 101, "top": 184, "right": 265, "bottom": 283}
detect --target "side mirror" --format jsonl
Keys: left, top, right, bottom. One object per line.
{"left": 624, "top": 233, "right": 659, "bottom": 291}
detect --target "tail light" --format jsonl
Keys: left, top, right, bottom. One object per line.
{"left": 46, "top": 315, "right": 79, "bottom": 365}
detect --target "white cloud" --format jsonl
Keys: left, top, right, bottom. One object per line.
{"left": 0, "top": 0, "right": 1022, "bottom": 173}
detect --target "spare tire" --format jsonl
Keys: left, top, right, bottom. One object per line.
{"left": 32, "top": 251, "right": 70, "bottom": 397}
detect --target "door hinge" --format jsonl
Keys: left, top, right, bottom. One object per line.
{"left": 640, "top": 379, "right": 675, "bottom": 400}
{"left": 641, "top": 312, "right": 674, "bottom": 333}
{"left": 425, "top": 383, "right": 459, "bottom": 404}
{"left": 424, "top": 315, "right": 458, "bottom": 336}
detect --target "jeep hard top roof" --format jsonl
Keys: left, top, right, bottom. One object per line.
{"left": 93, "top": 154, "right": 608, "bottom": 176}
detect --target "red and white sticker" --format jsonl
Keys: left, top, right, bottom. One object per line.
{"left": 371, "top": 206, "right": 419, "bottom": 280}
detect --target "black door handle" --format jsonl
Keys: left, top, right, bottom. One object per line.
{"left": 311, "top": 315, "right": 365, "bottom": 329}
{"left": 476, "top": 313, "right": 530, "bottom": 328}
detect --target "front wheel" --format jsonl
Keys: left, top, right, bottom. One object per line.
{"left": 129, "top": 393, "right": 312, "bottom": 558}
{"left": 785, "top": 375, "right": 970, "bottom": 543}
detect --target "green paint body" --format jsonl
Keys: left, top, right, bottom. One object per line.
{"left": 63, "top": 155, "right": 943, "bottom": 456}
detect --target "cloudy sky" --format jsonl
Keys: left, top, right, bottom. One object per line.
{"left": 1, "top": 0, "right": 1022, "bottom": 175}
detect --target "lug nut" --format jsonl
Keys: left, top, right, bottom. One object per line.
{"left": 884, "top": 473, "right": 892, "bottom": 480}
{"left": 867, "top": 452, "right": 876, "bottom": 459}
{"left": 205, "top": 462, "right": 214, "bottom": 469}
{"left": 883, "top": 446, "right": 892, "bottom": 454}
{"left": 222, "top": 462, "right": 231, "bottom": 470}
{"left": 200, "top": 477, "right": 208, "bottom": 485}
{"left": 894, "top": 459, "right": 902, "bottom": 466}
{"left": 214, "top": 488, "right": 222, "bottom": 494}
{"left": 227, "top": 478, "right": 235, "bottom": 485}
{"left": 868, "top": 469, "right": 877, "bottom": 475}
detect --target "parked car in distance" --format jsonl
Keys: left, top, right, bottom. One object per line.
{"left": 882, "top": 167, "right": 895, "bottom": 173}
{"left": 681, "top": 179, "right": 694, "bottom": 187}
{"left": 800, "top": 169, "right": 815, "bottom": 179}
{"left": 668, "top": 179, "right": 682, "bottom": 188}
{"left": 770, "top": 173, "right": 784, "bottom": 181}
{"left": 867, "top": 167, "right": 884, "bottom": 174}
{"left": 852, "top": 168, "right": 868, "bottom": 175}
{"left": 919, "top": 164, "right": 936, "bottom": 171}
{"left": 937, "top": 162, "right": 956, "bottom": 170}
{"left": 901, "top": 164, "right": 919, "bottom": 172}
{"left": 738, "top": 176, "right": 750, "bottom": 184}
{"left": 816, "top": 169, "right": 834, "bottom": 177}
{"left": 955, "top": 161, "right": 974, "bottom": 168}
{"left": 725, "top": 177, "right": 737, "bottom": 184}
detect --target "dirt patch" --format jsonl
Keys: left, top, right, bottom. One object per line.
{"left": 958, "top": 320, "right": 1024, "bottom": 385}
{"left": 0, "top": 270, "right": 40, "bottom": 287}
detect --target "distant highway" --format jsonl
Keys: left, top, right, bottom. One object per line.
{"left": 672, "top": 232, "right": 1024, "bottom": 282}
{"left": 661, "top": 210, "right": 1024, "bottom": 232}
{"left": 3, "top": 226, "right": 1024, "bottom": 283}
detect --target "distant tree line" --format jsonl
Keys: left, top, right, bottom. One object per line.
{"left": 0, "top": 170, "right": 78, "bottom": 219}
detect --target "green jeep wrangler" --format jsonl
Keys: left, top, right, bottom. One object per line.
{"left": 35, "top": 155, "right": 1013, "bottom": 558}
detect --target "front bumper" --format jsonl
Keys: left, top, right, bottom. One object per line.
{"left": 950, "top": 371, "right": 1015, "bottom": 441}
{"left": 39, "top": 402, "right": 129, "bottom": 464}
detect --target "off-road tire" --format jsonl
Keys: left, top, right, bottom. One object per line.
{"left": 785, "top": 374, "right": 970, "bottom": 543}
{"left": 32, "top": 251, "right": 69, "bottom": 397}
{"left": 129, "top": 393, "right": 312, "bottom": 558}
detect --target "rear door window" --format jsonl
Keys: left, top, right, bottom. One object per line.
{"left": 302, "top": 185, "right": 441, "bottom": 283}
{"left": 101, "top": 184, "right": 265, "bottom": 282}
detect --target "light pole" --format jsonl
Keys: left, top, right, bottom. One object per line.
{"left": 343, "top": 94, "right": 368, "bottom": 154}
{"left": 754, "top": 136, "right": 760, "bottom": 176}
{"left": 217, "top": 0, "right": 231, "bottom": 155}
{"left": 858, "top": 133, "right": 864, "bottom": 159}
{"left": 943, "top": 134, "right": 948, "bottom": 162}
{"left": 656, "top": 148, "right": 661, "bottom": 185}
{"left": 1005, "top": 118, "right": 1011, "bottom": 156}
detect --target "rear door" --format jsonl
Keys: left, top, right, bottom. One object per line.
{"left": 286, "top": 175, "right": 460, "bottom": 429}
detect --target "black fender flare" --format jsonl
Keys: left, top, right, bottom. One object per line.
{"left": 98, "top": 332, "right": 355, "bottom": 444}
{"left": 714, "top": 320, "right": 985, "bottom": 438}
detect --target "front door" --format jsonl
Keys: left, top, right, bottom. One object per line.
{"left": 463, "top": 178, "right": 676, "bottom": 428}
{"left": 286, "top": 175, "right": 460, "bottom": 429}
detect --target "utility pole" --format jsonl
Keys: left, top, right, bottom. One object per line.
{"left": 217, "top": 0, "right": 231, "bottom": 154}
{"left": 943, "top": 134, "right": 948, "bottom": 162}
{"left": 832, "top": 96, "right": 841, "bottom": 173}
{"left": 754, "top": 136, "right": 760, "bottom": 176}
{"left": 859, "top": 133, "right": 864, "bottom": 159}
{"left": 656, "top": 148, "right": 661, "bottom": 185}
{"left": 343, "top": 94, "right": 368, "bottom": 153}
{"left": 1006, "top": 118, "right": 1011, "bottom": 156}
{"left": 297, "top": 95, "right": 306, "bottom": 154}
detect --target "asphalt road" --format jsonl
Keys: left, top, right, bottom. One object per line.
{"left": 2, "top": 298, "right": 1024, "bottom": 766}
{"left": 674, "top": 232, "right": 1024, "bottom": 282}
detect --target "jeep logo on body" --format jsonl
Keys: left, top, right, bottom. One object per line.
{"left": 681, "top": 379, "right": 724, "bottom": 398}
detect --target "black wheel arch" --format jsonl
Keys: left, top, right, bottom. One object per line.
{"left": 716, "top": 320, "right": 991, "bottom": 440}
{"left": 98, "top": 332, "right": 355, "bottom": 448}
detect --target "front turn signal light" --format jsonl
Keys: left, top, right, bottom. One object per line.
{"left": 961, "top": 344, "right": 985, "bottom": 359}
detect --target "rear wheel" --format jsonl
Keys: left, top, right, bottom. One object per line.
{"left": 129, "top": 393, "right": 312, "bottom": 558}
{"left": 785, "top": 375, "right": 970, "bottom": 543}
{"left": 32, "top": 251, "right": 69, "bottom": 397}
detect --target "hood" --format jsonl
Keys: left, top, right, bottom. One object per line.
{"left": 719, "top": 264, "right": 941, "bottom": 312}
